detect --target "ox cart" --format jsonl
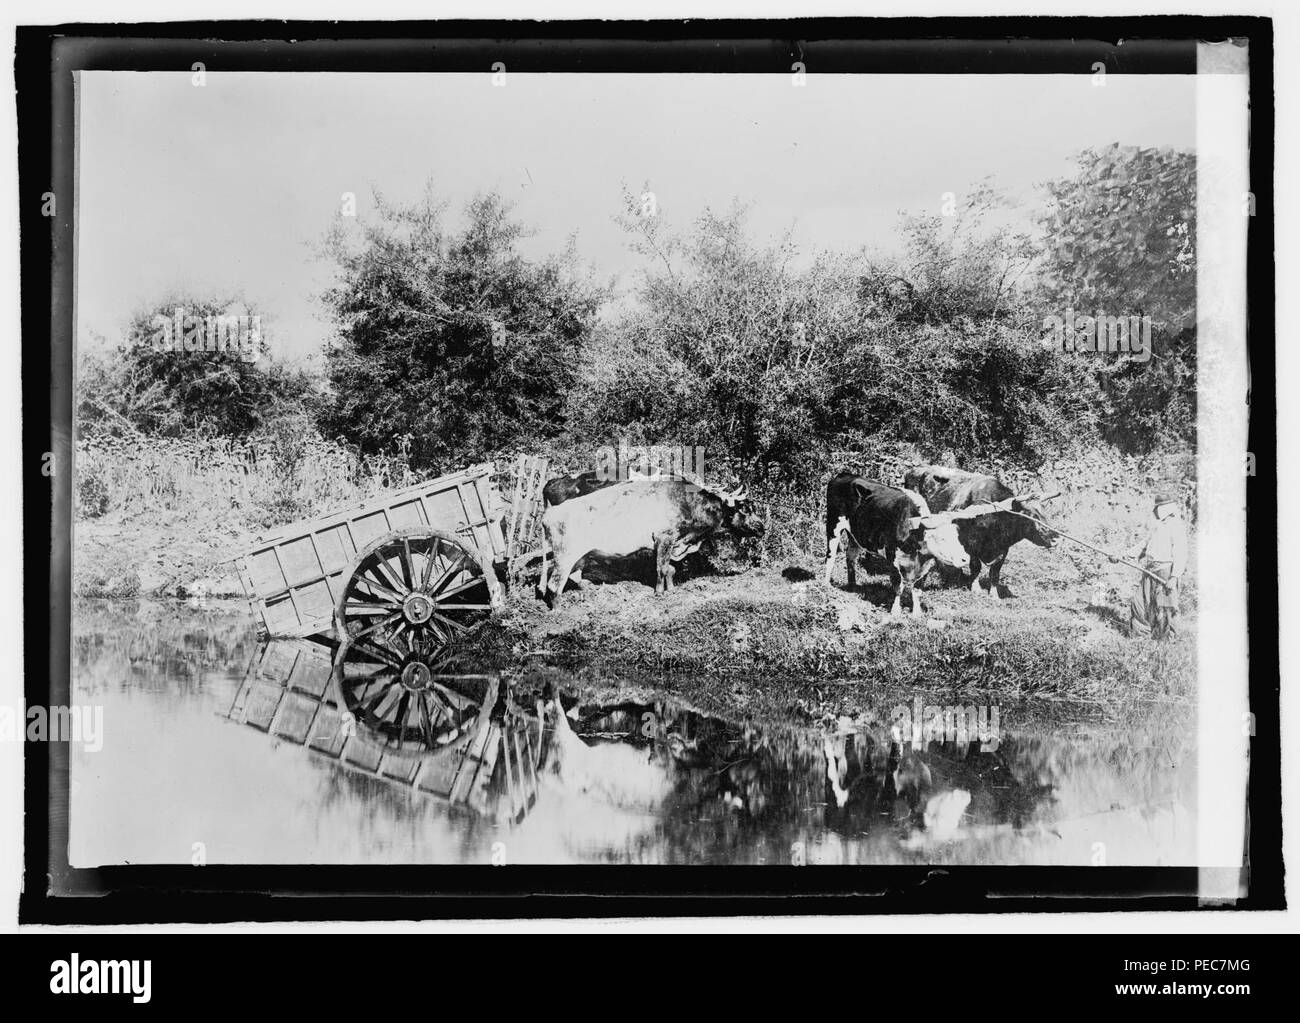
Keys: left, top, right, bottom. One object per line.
{"left": 233, "top": 458, "right": 551, "bottom": 767}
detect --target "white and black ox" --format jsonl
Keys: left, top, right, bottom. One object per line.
{"left": 921, "top": 472, "right": 1056, "bottom": 599}
{"left": 541, "top": 478, "right": 764, "bottom": 608}
{"left": 823, "top": 471, "right": 969, "bottom": 618}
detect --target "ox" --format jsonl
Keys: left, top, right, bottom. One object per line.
{"left": 926, "top": 474, "right": 1056, "bottom": 598}
{"left": 541, "top": 478, "right": 764, "bottom": 607}
{"left": 823, "top": 472, "right": 969, "bottom": 618}
{"left": 903, "top": 464, "right": 979, "bottom": 504}
{"left": 542, "top": 470, "right": 616, "bottom": 508}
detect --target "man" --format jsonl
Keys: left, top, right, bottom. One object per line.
{"left": 1116, "top": 489, "right": 1188, "bottom": 640}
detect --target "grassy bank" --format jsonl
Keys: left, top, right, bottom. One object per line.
{"left": 473, "top": 539, "right": 1196, "bottom": 721}
{"left": 74, "top": 432, "right": 416, "bottom": 598}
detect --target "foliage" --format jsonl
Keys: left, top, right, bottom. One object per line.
{"left": 569, "top": 193, "right": 1098, "bottom": 487}
{"left": 317, "top": 187, "right": 605, "bottom": 473}
{"left": 74, "top": 430, "right": 418, "bottom": 529}
{"left": 77, "top": 294, "right": 316, "bottom": 440}
{"left": 1035, "top": 145, "right": 1197, "bottom": 451}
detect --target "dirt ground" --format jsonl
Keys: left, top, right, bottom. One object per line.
{"left": 74, "top": 505, "right": 252, "bottom": 600}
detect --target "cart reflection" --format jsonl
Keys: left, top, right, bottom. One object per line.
{"left": 226, "top": 640, "right": 545, "bottom": 826}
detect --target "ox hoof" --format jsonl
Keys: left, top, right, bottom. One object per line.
{"left": 970, "top": 579, "right": 982, "bottom": 594}
{"left": 986, "top": 586, "right": 1001, "bottom": 600}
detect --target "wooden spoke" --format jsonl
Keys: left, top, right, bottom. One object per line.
{"left": 369, "top": 556, "right": 407, "bottom": 597}
{"left": 419, "top": 538, "right": 439, "bottom": 590}
{"left": 427, "top": 553, "right": 469, "bottom": 597}
{"left": 349, "top": 639, "right": 404, "bottom": 670}
{"left": 389, "top": 691, "right": 411, "bottom": 746}
{"left": 430, "top": 611, "right": 469, "bottom": 636}
{"left": 351, "top": 610, "right": 402, "bottom": 642}
{"left": 343, "top": 602, "right": 394, "bottom": 616}
{"left": 434, "top": 576, "right": 486, "bottom": 602}
{"left": 353, "top": 573, "right": 404, "bottom": 605}
{"left": 362, "top": 683, "right": 399, "bottom": 719}
{"left": 417, "top": 693, "right": 438, "bottom": 748}
{"left": 400, "top": 538, "right": 415, "bottom": 591}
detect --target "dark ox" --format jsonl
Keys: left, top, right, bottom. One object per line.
{"left": 541, "top": 479, "right": 764, "bottom": 607}
{"left": 823, "top": 472, "right": 969, "bottom": 618}
{"left": 903, "top": 464, "right": 979, "bottom": 503}
{"left": 542, "top": 470, "right": 615, "bottom": 508}
{"left": 927, "top": 475, "right": 1056, "bottom": 598}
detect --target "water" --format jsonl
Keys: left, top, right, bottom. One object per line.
{"left": 70, "top": 599, "right": 1197, "bottom": 867}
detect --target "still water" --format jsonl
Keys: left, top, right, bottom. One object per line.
{"left": 70, "top": 599, "right": 1196, "bottom": 867}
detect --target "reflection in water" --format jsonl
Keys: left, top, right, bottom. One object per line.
{"left": 70, "top": 601, "right": 1197, "bottom": 867}
{"left": 229, "top": 641, "right": 543, "bottom": 826}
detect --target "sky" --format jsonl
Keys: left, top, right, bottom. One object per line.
{"left": 75, "top": 71, "right": 1196, "bottom": 363}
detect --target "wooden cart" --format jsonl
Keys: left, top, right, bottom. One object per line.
{"left": 234, "top": 458, "right": 552, "bottom": 768}
{"left": 236, "top": 462, "right": 509, "bottom": 643}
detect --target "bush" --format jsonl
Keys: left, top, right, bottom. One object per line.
{"left": 318, "top": 188, "right": 605, "bottom": 474}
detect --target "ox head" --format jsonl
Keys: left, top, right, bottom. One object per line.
{"left": 1011, "top": 498, "right": 1056, "bottom": 548}
{"left": 903, "top": 490, "right": 970, "bottom": 571}
{"left": 714, "top": 486, "right": 766, "bottom": 538}
{"left": 914, "top": 517, "right": 970, "bottom": 570}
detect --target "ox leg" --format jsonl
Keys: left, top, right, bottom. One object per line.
{"left": 825, "top": 516, "right": 849, "bottom": 587}
{"left": 888, "top": 558, "right": 904, "bottom": 617}
{"left": 986, "top": 553, "right": 1007, "bottom": 600}
{"left": 654, "top": 530, "right": 677, "bottom": 595}
{"left": 912, "top": 559, "right": 934, "bottom": 617}
{"left": 546, "top": 549, "right": 586, "bottom": 609}
{"left": 897, "top": 560, "right": 923, "bottom": 618}
{"left": 968, "top": 555, "right": 983, "bottom": 595}
{"left": 824, "top": 529, "right": 841, "bottom": 586}
{"left": 845, "top": 540, "right": 859, "bottom": 590}
{"left": 538, "top": 536, "right": 549, "bottom": 599}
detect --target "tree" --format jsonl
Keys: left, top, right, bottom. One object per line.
{"left": 571, "top": 194, "right": 1091, "bottom": 483}
{"left": 318, "top": 187, "right": 604, "bottom": 472}
{"left": 77, "top": 294, "right": 315, "bottom": 439}
{"left": 1036, "top": 145, "right": 1196, "bottom": 451}
{"left": 863, "top": 181, "right": 1037, "bottom": 324}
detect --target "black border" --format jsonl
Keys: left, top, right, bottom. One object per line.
{"left": 18, "top": 17, "right": 1279, "bottom": 923}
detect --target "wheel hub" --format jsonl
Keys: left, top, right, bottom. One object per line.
{"left": 402, "top": 591, "right": 435, "bottom": 625}
{"left": 400, "top": 660, "right": 433, "bottom": 691}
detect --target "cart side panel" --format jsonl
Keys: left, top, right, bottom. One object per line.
{"left": 237, "top": 463, "right": 505, "bottom": 638}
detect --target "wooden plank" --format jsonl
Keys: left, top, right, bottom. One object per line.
{"left": 246, "top": 464, "right": 496, "bottom": 548}
{"left": 507, "top": 454, "right": 527, "bottom": 560}
{"left": 523, "top": 456, "right": 549, "bottom": 547}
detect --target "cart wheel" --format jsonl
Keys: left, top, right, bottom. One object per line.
{"left": 331, "top": 634, "right": 484, "bottom": 750}
{"left": 335, "top": 527, "right": 497, "bottom": 665}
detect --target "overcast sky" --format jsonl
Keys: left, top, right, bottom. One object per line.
{"left": 76, "top": 71, "right": 1195, "bottom": 362}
